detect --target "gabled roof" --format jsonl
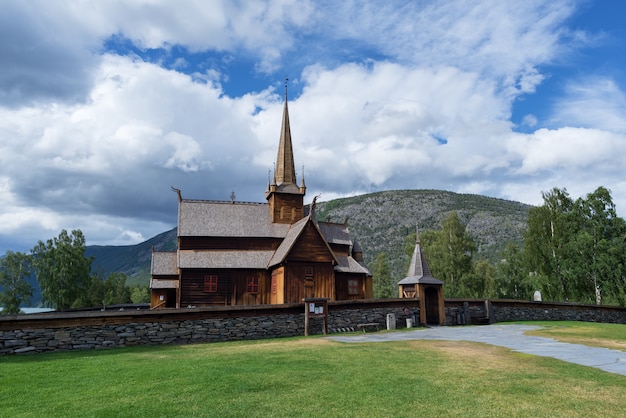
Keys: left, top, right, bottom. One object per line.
{"left": 267, "top": 214, "right": 338, "bottom": 268}
{"left": 398, "top": 228, "right": 442, "bottom": 285}
{"left": 178, "top": 200, "right": 291, "bottom": 237}
{"left": 151, "top": 251, "right": 178, "bottom": 276}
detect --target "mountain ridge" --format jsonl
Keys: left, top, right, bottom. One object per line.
{"left": 87, "top": 189, "right": 532, "bottom": 286}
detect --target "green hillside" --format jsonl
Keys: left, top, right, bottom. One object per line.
{"left": 86, "top": 227, "right": 177, "bottom": 286}
{"left": 315, "top": 189, "right": 531, "bottom": 279}
{"left": 84, "top": 189, "right": 531, "bottom": 287}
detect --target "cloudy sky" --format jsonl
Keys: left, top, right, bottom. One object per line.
{"left": 1, "top": 0, "right": 625, "bottom": 254}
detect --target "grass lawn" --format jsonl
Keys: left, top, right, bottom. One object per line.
{"left": 518, "top": 321, "right": 626, "bottom": 351}
{"left": 1, "top": 323, "right": 625, "bottom": 417}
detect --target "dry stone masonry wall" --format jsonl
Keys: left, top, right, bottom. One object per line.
{"left": 1, "top": 299, "right": 624, "bottom": 355}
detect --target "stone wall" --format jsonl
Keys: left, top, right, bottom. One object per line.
{"left": 1, "top": 298, "right": 625, "bottom": 355}
{"left": 491, "top": 300, "right": 626, "bottom": 323}
{"left": 0, "top": 299, "right": 418, "bottom": 355}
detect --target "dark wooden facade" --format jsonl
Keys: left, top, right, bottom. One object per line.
{"left": 150, "top": 88, "right": 372, "bottom": 308}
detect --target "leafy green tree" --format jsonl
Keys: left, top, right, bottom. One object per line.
{"left": 523, "top": 186, "right": 626, "bottom": 305}
{"left": 496, "top": 243, "right": 531, "bottom": 299}
{"left": 422, "top": 211, "right": 476, "bottom": 297}
{"left": 31, "top": 229, "right": 93, "bottom": 310}
{"left": 130, "top": 285, "right": 150, "bottom": 304}
{"left": 371, "top": 253, "right": 394, "bottom": 298}
{"left": 467, "top": 259, "right": 497, "bottom": 298}
{"left": 102, "top": 272, "right": 131, "bottom": 305}
{"left": 0, "top": 251, "right": 33, "bottom": 314}
{"left": 565, "top": 187, "right": 626, "bottom": 305}
{"left": 524, "top": 188, "right": 576, "bottom": 301}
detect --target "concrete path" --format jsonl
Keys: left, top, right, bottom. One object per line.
{"left": 327, "top": 324, "right": 626, "bottom": 376}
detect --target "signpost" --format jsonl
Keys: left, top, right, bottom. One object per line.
{"left": 303, "top": 298, "right": 329, "bottom": 336}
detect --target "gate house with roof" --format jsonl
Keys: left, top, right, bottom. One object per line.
{"left": 150, "top": 85, "right": 372, "bottom": 308}
{"left": 398, "top": 229, "right": 445, "bottom": 325}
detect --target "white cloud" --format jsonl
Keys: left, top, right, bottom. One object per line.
{"left": 549, "top": 77, "right": 626, "bottom": 132}
{"left": 2, "top": 0, "right": 626, "bottom": 253}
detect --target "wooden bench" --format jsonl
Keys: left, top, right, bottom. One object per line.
{"left": 357, "top": 323, "right": 380, "bottom": 333}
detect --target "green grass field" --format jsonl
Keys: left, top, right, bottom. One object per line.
{"left": 521, "top": 321, "right": 626, "bottom": 351}
{"left": 1, "top": 322, "right": 625, "bottom": 417}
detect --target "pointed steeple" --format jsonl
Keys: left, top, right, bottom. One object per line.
{"left": 405, "top": 226, "right": 436, "bottom": 280}
{"left": 266, "top": 78, "right": 305, "bottom": 224}
{"left": 274, "top": 78, "right": 297, "bottom": 187}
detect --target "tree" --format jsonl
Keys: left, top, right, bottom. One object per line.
{"left": 31, "top": 229, "right": 93, "bottom": 310}
{"left": 467, "top": 259, "right": 497, "bottom": 298}
{"left": 371, "top": 253, "right": 394, "bottom": 298}
{"left": 565, "top": 187, "right": 626, "bottom": 305}
{"left": 0, "top": 251, "right": 33, "bottom": 314}
{"left": 524, "top": 188, "right": 576, "bottom": 301}
{"left": 422, "top": 211, "right": 476, "bottom": 297}
{"left": 523, "top": 186, "right": 626, "bottom": 305}
{"left": 102, "top": 272, "right": 131, "bottom": 305}
{"left": 496, "top": 243, "right": 532, "bottom": 299}
{"left": 130, "top": 285, "right": 150, "bottom": 304}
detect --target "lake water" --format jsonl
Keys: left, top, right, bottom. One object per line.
{"left": 0, "top": 307, "right": 55, "bottom": 314}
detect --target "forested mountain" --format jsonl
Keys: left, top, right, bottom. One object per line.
{"left": 86, "top": 227, "right": 177, "bottom": 286}
{"left": 86, "top": 189, "right": 532, "bottom": 285}
{"left": 315, "top": 190, "right": 531, "bottom": 280}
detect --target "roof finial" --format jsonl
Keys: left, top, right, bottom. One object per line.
{"left": 171, "top": 186, "right": 182, "bottom": 202}
{"left": 284, "top": 77, "right": 288, "bottom": 102}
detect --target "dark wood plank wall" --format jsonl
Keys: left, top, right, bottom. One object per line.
{"left": 269, "top": 193, "right": 304, "bottom": 224}
{"left": 283, "top": 262, "right": 335, "bottom": 303}
{"left": 179, "top": 236, "right": 282, "bottom": 251}
{"left": 335, "top": 273, "right": 368, "bottom": 300}
{"left": 180, "top": 269, "right": 272, "bottom": 307}
{"left": 288, "top": 223, "right": 335, "bottom": 262}
{"left": 328, "top": 242, "right": 349, "bottom": 257}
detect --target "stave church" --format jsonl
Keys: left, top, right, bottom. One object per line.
{"left": 150, "top": 84, "right": 372, "bottom": 308}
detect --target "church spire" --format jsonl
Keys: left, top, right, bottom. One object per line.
{"left": 265, "top": 78, "right": 305, "bottom": 224}
{"left": 274, "top": 78, "right": 297, "bottom": 186}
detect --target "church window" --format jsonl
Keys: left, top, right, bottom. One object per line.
{"left": 247, "top": 277, "right": 259, "bottom": 294}
{"left": 348, "top": 279, "right": 360, "bottom": 295}
{"left": 204, "top": 275, "right": 218, "bottom": 293}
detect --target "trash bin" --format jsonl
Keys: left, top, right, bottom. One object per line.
{"left": 406, "top": 318, "right": 413, "bottom": 328}
{"left": 386, "top": 313, "right": 396, "bottom": 330}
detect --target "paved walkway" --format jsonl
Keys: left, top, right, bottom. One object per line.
{"left": 327, "top": 324, "right": 626, "bottom": 376}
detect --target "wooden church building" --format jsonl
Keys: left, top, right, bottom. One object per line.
{"left": 150, "top": 86, "right": 372, "bottom": 309}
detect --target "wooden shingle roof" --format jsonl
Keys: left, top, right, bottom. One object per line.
{"left": 151, "top": 251, "right": 178, "bottom": 276}
{"left": 335, "top": 255, "right": 371, "bottom": 275}
{"left": 179, "top": 250, "right": 275, "bottom": 269}
{"left": 398, "top": 228, "right": 442, "bottom": 285}
{"left": 317, "top": 221, "right": 352, "bottom": 246}
{"left": 178, "top": 200, "right": 291, "bottom": 237}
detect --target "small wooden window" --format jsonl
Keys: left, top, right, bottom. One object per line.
{"left": 348, "top": 279, "right": 360, "bottom": 295}
{"left": 204, "top": 275, "right": 218, "bottom": 293}
{"left": 247, "top": 277, "right": 259, "bottom": 294}
{"left": 271, "top": 275, "right": 277, "bottom": 294}
{"left": 305, "top": 266, "right": 314, "bottom": 276}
